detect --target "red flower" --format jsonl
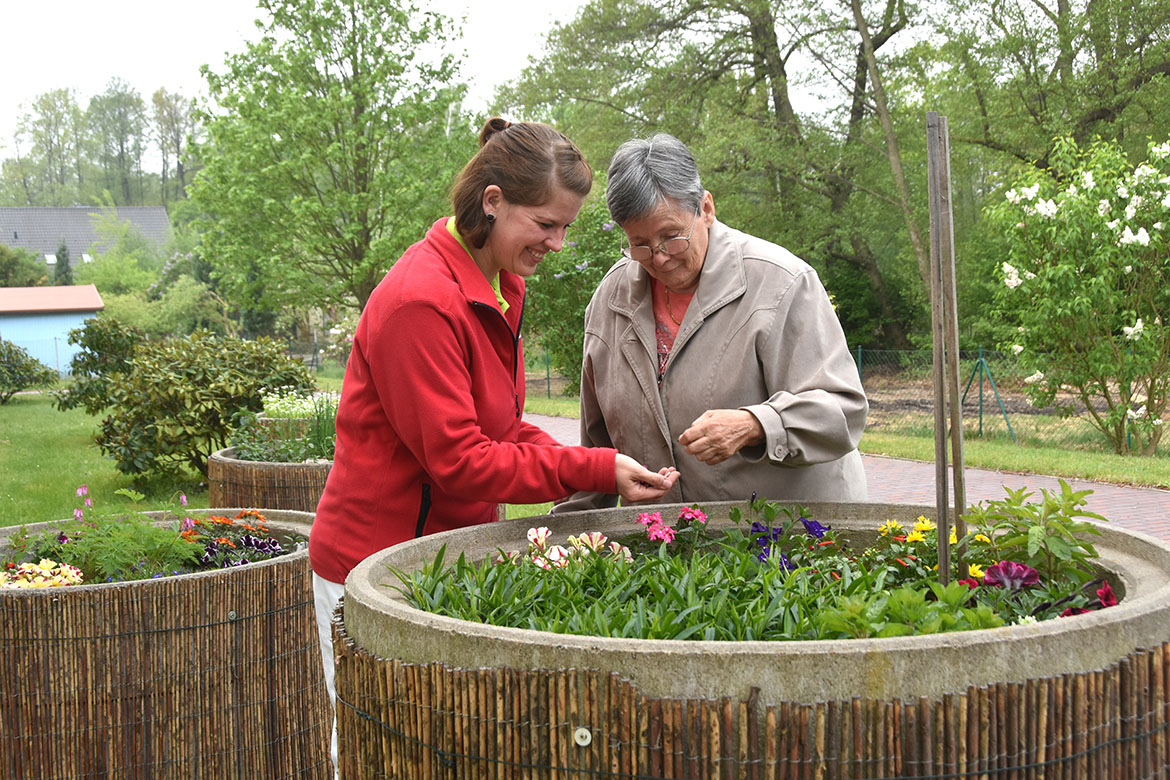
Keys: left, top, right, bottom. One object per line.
{"left": 982, "top": 560, "right": 1040, "bottom": 591}
{"left": 1097, "top": 581, "right": 1118, "bottom": 608}
{"left": 958, "top": 578, "right": 981, "bottom": 589}
{"left": 1060, "top": 607, "right": 1091, "bottom": 617}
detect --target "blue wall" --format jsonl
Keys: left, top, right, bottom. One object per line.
{"left": 0, "top": 311, "right": 97, "bottom": 376}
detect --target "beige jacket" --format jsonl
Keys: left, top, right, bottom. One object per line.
{"left": 555, "top": 220, "right": 868, "bottom": 512}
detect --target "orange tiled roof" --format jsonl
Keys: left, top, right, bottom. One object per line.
{"left": 0, "top": 284, "right": 104, "bottom": 314}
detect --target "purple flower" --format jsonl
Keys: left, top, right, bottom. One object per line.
{"left": 982, "top": 560, "right": 1040, "bottom": 591}
{"left": 602, "top": 221, "right": 615, "bottom": 231}
{"left": 575, "top": 261, "right": 589, "bottom": 271}
{"left": 800, "top": 517, "right": 829, "bottom": 539}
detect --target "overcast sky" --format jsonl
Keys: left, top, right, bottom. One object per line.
{"left": 0, "top": 0, "right": 586, "bottom": 158}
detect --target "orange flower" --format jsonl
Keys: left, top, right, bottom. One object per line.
{"left": 215, "top": 537, "right": 237, "bottom": 548}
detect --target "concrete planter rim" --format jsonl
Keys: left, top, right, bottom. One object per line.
{"left": 344, "top": 499, "right": 1170, "bottom": 703}
{"left": 210, "top": 446, "right": 333, "bottom": 467}
{"left": 1, "top": 508, "right": 313, "bottom": 593}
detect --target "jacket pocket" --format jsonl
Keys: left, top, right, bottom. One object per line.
{"left": 414, "top": 484, "right": 432, "bottom": 538}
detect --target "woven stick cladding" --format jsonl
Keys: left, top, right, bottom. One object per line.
{"left": 332, "top": 615, "right": 1170, "bottom": 780}
{"left": 1, "top": 553, "right": 331, "bottom": 778}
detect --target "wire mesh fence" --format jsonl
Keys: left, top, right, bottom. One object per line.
{"left": 856, "top": 347, "right": 1167, "bottom": 457}
{"left": 526, "top": 346, "right": 1166, "bottom": 458}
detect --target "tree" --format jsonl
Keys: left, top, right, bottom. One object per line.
{"left": 0, "top": 339, "right": 57, "bottom": 404}
{"left": 192, "top": 0, "right": 474, "bottom": 313}
{"left": 986, "top": 137, "right": 1170, "bottom": 455}
{"left": 54, "top": 242, "right": 73, "bottom": 285}
{"left": 497, "top": 0, "right": 924, "bottom": 347}
{"left": 0, "top": 244, "right": 47, "bottom": 287}
{"left": 13, "top": 89, "right": 86, "bottom": 205}
{"left": 152, "top": 88, "right": 200, "bottom": 201}
{"left": 87, "top": 78, "right": 148, "bottom": 205}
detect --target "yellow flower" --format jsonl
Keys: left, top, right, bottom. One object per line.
{"left": 879, "top": 520, "right": 904, "bottom": 537}
{"left": 913, "top": 516, "right": 936, "bottom": 532}
{"left": 975, "top": 534, "right": 991, "bottom": 543}
{"left": 906, "top": 531, "right": 926, "bottom": 543}
{"left": 949, "top": 529, "right": 958, "bottom": 545}
{"left": 968, "top": 563, "right": 986, "bottom": 579}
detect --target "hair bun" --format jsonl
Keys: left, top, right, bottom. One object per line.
{"left": 479, "top": 117, "right": 512, "bottom": 147}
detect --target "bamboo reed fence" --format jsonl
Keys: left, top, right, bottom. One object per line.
{"left": 1, "top": 517, "right": 331, "bottom": 779}
{"left": 332, "top": 613, "right": 1170, "bottom": 780}
{"left": 208, "top": 447, "right": 332, "bottom": 514}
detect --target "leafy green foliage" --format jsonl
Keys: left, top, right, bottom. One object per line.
{"left": 963, "top": 480, "right": 1106, "bottom": 586}
{"left": 986, "top": 137, "right": 1170, "bottom": 455}
{"left": 52, "top": 242, "right": 72, "bottom": 285}
{"left": 192, "top": 0, "right": 474, "bottom": 313}
{"left": 0, "top": 339, "right": 57, "bottom": 404}
{"left": 396, "top": 494, "right": 1113, "bottom": 641}
{"left": 94, "top": 331, "right": 314, "bottom": 478}
{"left": 54, "top": 317, "right": 146, "bottom": 414}
{"left": 0, "top": 243, "right": 47, "bottom": 287}
{"left": 524, "top": 186, "right": 621, "bottom": 394}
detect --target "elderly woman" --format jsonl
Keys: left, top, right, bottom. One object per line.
{"left": 556, "top": 132, "right": 867, "bottom": 512}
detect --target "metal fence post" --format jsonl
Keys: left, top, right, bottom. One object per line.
{"left": 856, "top": 345, "right": 862, "bottom": 384}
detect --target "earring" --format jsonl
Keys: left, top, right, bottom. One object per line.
{"left": 485, "top": 213, "right": 496, "bottom": 223}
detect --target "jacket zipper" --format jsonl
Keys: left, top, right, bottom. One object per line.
{"left": 414, "top": 484, "right": 432, "bottom": 538}
{"left": 471, "top": 294, "right": 525, "bottom": 418}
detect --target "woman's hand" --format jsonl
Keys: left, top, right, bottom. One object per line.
{"left": 614, "top": 454, "right": 679, "bottom": 503}
{"left": 679, "top": 409, "right": 764, "bottom": 465}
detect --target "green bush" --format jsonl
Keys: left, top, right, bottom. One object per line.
{"left": 524, "top": 180, "right": 621, "bottom": 395}
{"left": 0, "top": 339, "right": 57, "bottom": 404}
{"left": 54, "top": 317, "right": 147, "bottom": 414}
{"left": 95, "top": 331, "right": 315, "bottom": 478}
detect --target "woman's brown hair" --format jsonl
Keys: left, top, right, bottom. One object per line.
{"left": 451, "top": 118, "right": 592, "bottom": 249}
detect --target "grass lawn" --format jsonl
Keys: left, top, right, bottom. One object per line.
{"left": 1, "top": 393, "right": 209, "bottom": 527}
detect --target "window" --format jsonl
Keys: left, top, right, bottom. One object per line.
{"left": 45, "top": 254, "right": 56, "bottom": 265}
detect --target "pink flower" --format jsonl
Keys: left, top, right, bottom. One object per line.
{"left": 76, "top": 485, "right": 88, "bottom": 497}
{"left": 678, "top": 506, "right": 707, "bottom": 524}
{"left": 73, "top": 508, "right": 84, "bottom": 522}
{"left": 180, "top": 516, "right": 195, "bottom": 533}
{"left": 981, "top": 560, "right": 1040, "bottom": 591}
{"left": 84, "top": 497, "right": 92, "bottom": 508}
{"left": 1097, "top": 581, "right": 1118, "bottom": 608}
{"left": 636, "top": 512, "right": 662, "bottom": 527}
{"left": 180, "top": 493, "right": 188, "bottom": 507}
{"left": 646, "top": 522, "right": 676, "bottom": 544}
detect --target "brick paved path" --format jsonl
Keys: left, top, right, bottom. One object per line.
{"left": 526, "top": 413, "right": 1170, "bottom": 542}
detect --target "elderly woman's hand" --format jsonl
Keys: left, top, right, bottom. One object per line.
{"left": 679, "top": 409, "right": 764, "bottom": 465}
{"left": 614, "top": 455, "right": 679, "bottom": 503}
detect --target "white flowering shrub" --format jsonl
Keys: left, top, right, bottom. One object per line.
{"left": 987, "top": 137, "right": 1170, "bottom": 455}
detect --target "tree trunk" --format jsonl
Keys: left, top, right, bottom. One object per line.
{"left": 849, "top": 0, "right": 932, "bottom": 295}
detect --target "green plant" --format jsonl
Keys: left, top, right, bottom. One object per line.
{"left": 54, "top": 317, "right": 146, "bottom": 414}
{"left": 986, "top": 136, "right": 1170, "bottom": 455}
{"left": 395, "top": 493, "right": 1114, "bottom": 641}
{"left": 2, "top": 486, "right": 301, "bottom": 585}
{"left": 231, "top": 392, "right": 338, "bottom": 462}
{"left": 0, "top": 339, "right": 57, "bottom": 404}
{"left": 962, "top": 480, "right": 1106, "bottom": 585}
{"left": 95, "top": 330, "right": 314, "bottom": 478}
{"left": 524, "top": 182, "right": 622, "bottom": 395}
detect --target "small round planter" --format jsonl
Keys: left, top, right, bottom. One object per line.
{"left": 208, "top": 446, "right": 332, "bottom": 513}
{"left": 1, "top": 509, "right": 331, "bottom": 779}
{"left": 335, "top": 500, "right": 1170, "bottom": 779}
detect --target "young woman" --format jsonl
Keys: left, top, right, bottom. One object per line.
{"left": 309, "top": 118, "right": 678, "bottom": 767}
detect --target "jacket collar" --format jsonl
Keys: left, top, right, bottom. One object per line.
{"left": 425, "top": 218, "right": 524, "bottom": 317}
{"left": 605, "top": 219, "right": 747, "bottom": 324}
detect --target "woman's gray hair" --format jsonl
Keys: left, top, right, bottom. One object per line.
{"left": 606, "top": 133, "right": 704, "bottom": 225}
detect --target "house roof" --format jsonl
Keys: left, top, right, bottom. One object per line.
{"left": 0, "top": 206, "right": 172, "bottom": 265}
{"left": 0, "top": 284, "right": 105, "bottom": 314}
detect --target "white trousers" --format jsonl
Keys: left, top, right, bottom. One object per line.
{"left": 313, "top": 572, "right": 346, "bottom": 775}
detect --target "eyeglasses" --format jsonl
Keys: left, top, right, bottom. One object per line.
{"left": 620, "top": 211, "right": 699, "bottom": 263}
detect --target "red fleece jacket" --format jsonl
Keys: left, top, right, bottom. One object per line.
{"left": 309, "top": 218, "right": 618, "bottom": 583}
